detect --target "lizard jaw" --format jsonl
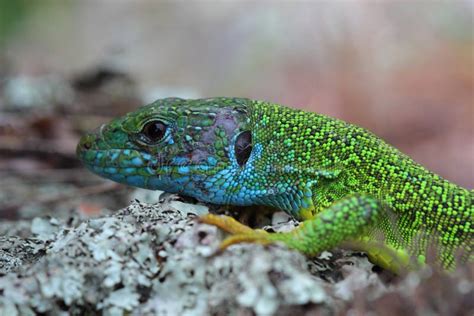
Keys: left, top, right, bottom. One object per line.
{"left": 77, "top": 142, "right": 219, "bottom": 192}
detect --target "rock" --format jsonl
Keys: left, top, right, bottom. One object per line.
{"left": 0, "top": 195, "right": 472, "bottom": 315}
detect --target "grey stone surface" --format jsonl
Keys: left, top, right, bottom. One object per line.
{"left": 0, "top": 194, "right": 471, "bottom": 315}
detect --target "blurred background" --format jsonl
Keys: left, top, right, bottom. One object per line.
{"left": 0, "top": 0, "right": 472, "bottom": 220}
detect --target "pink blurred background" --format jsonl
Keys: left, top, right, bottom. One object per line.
{"left": 2, "top": 1, "right": 473, "bottom": 188}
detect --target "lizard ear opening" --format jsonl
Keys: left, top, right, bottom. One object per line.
{"left": 235, "top": 131, "right": 252, "bottom": 167}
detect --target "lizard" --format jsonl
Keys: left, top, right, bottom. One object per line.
{"left": 77, "top": 97, "right": 473, "bottom": 273}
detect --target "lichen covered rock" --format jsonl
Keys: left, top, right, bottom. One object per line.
{"left": 0, "top": 195, "right": 472, "bottom": 315}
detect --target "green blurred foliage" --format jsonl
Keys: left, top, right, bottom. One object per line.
{"left": 0, "top": 0, "right": 36, "bottom": 46}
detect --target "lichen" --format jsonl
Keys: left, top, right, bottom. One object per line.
{"left": 0, "top": 194, "right": 472, "bottom": 315}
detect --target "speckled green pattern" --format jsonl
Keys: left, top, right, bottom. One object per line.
{"left": 77, "top": 97, "right": 473, "bottom": 271}
{"left": 248, "top": 100, "right": 472, "bottom": 270}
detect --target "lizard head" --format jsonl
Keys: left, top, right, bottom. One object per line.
{"left": 77, "top": 97, "right": 256, "bottom": 202}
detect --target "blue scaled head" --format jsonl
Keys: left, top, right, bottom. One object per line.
{"left": 77, "top": 97, "right": 255, "bottom": 202}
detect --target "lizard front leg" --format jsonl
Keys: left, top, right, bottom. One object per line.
{"left": 200, "top": 194, "right": 419, "bottom": 273}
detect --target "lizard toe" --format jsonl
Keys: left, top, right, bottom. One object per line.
{"left": 219, "top": 231, "right": 273, "bottom": 250}
{"left": 198, "top": 214, "right": 256, "bottom": 234}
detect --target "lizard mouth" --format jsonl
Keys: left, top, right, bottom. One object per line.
{"left": 77, "top": 131, "right": 218, "bottom": 192}
{"left": 77, "top": 146, "right": 216, "bottom": 191}
{"left": 77, "top": 144, "right": 214, "bottom": 178}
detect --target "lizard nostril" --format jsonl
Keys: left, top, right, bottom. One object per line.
{"left": 83, "top": 142, "right": 91, "bottom": 150}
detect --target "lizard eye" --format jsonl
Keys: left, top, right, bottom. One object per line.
{"left": 235, "top": 131, "right": 252, "bottom": 166}
{"left": 140, "top": 120, "right": 167, "bottom": 143}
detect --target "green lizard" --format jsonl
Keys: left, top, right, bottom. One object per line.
{"left": 77, "top": 97, "right": 472, "bottom": 273}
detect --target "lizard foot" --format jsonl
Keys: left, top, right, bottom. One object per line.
{"left": 198, "top": 214, "right": 273, "bottom": 250}
{"left": 199, "top": 214, "right": 258, "bottom": 234}
{"left": 218, "top": 231, "right": 273, "bottom": 250}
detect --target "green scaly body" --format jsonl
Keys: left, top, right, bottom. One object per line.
{"left": 77, "top": 97, "right": 473, "bottom": 272}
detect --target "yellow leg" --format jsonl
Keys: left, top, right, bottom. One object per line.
{"left": 198, "top": 214, "right": 262, "bottom": 234}
{"left": 342, "top": 239, "right": 417, "bottom": 274}
{"left": 218, "top": 231, "right": 272, "bottom": 250}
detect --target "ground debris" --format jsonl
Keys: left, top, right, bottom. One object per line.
{"left": 0, "top": 196, "right": 472, "bottom": 315}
